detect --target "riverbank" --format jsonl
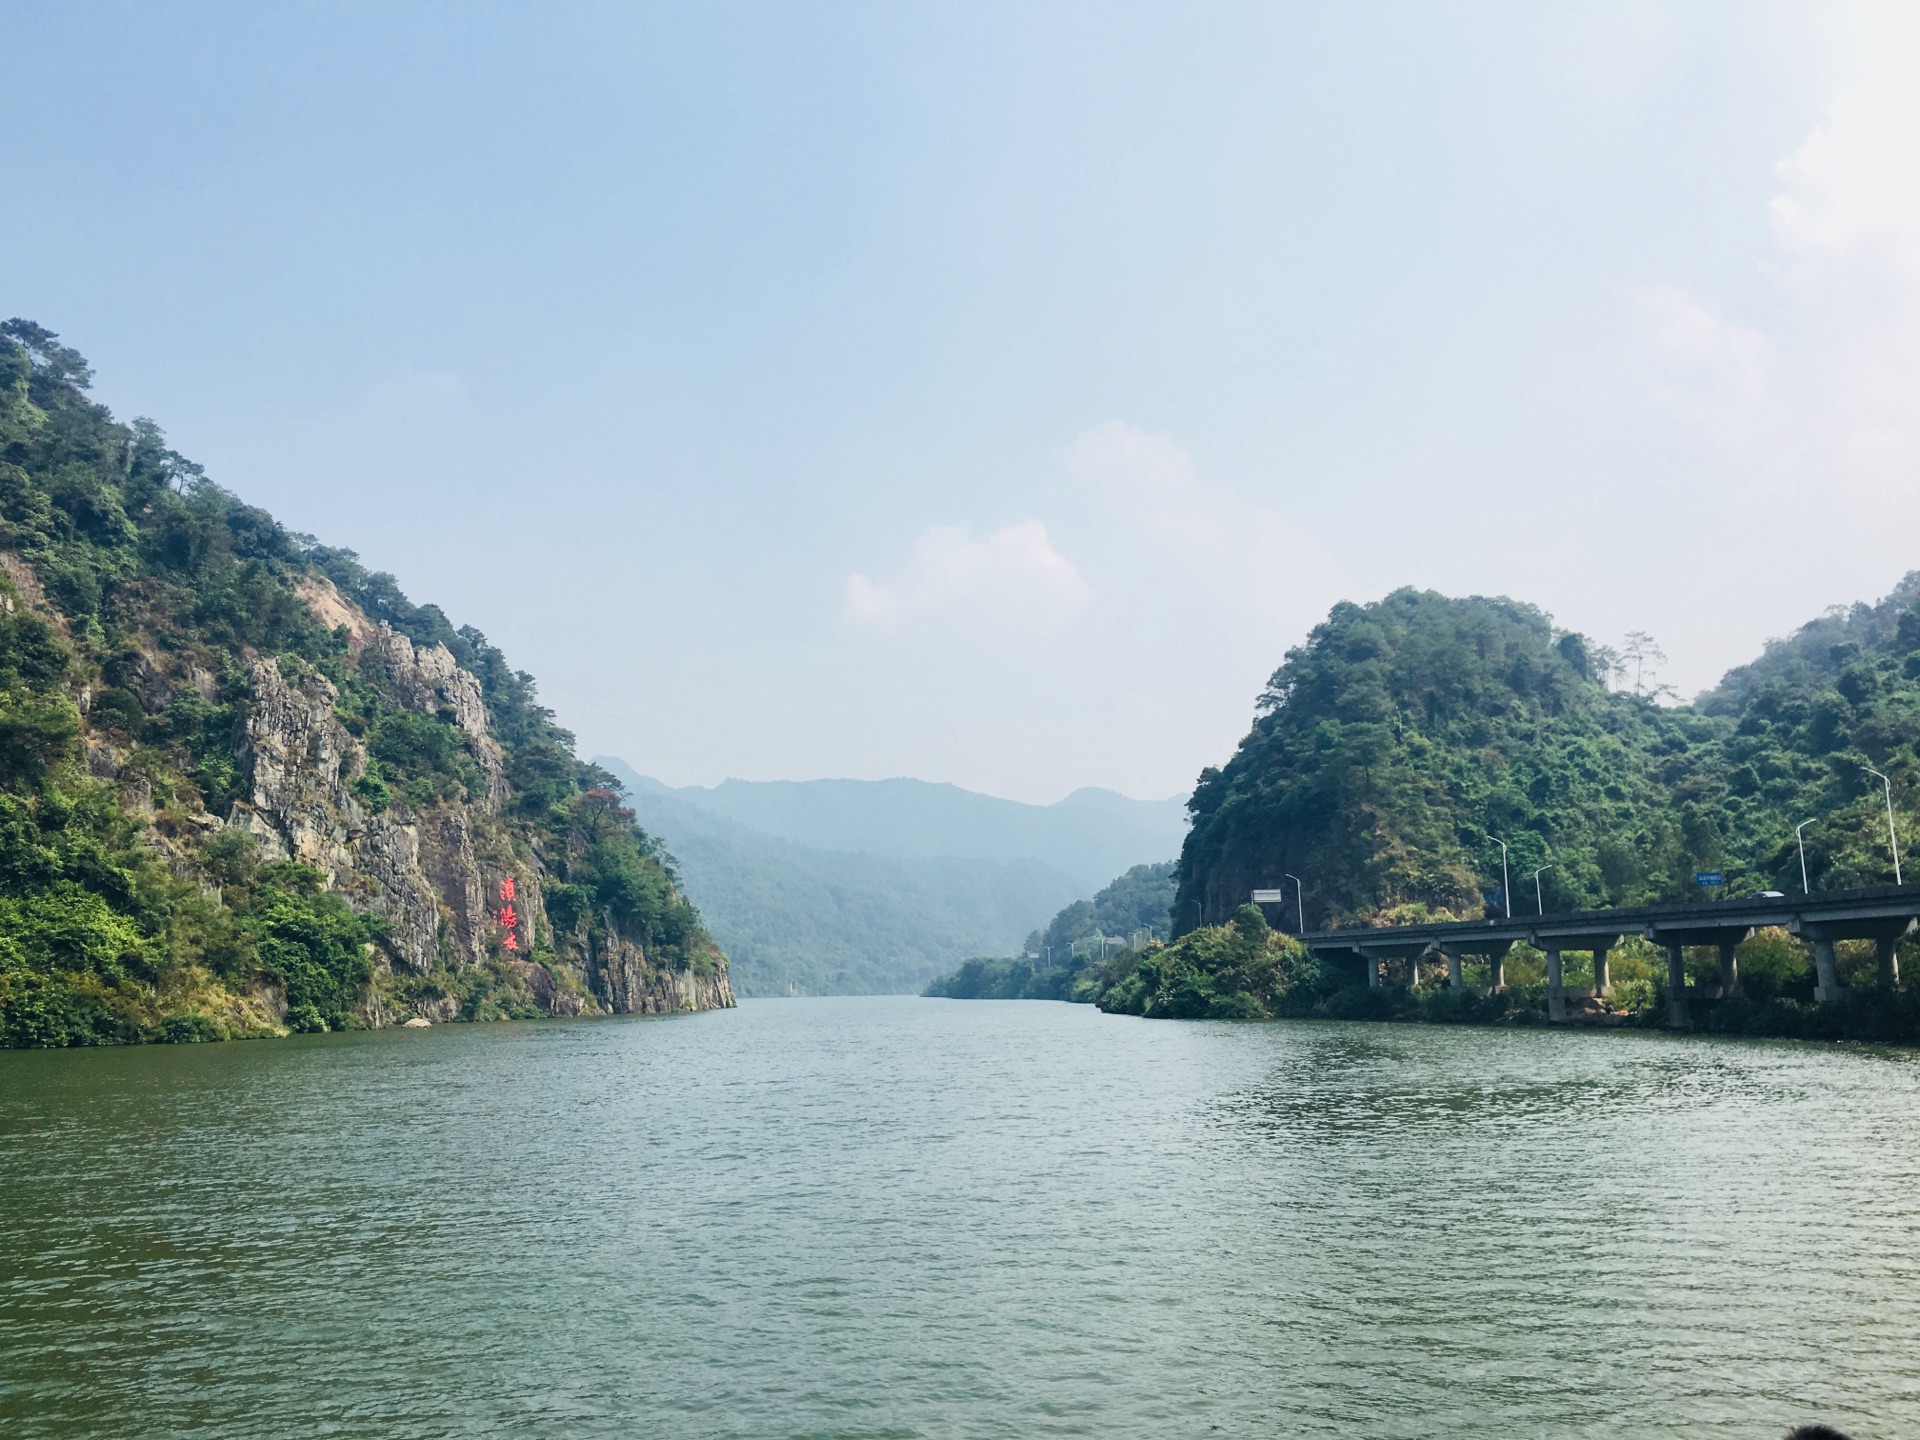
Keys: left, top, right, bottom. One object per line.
{"left": 933, "top": 904, "right": 1920, "bottom": 1045}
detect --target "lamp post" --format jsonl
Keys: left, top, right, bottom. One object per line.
{"left": 1284, "top": 873, "right": 1305, "bottom": 933}
{"left": 1795, "top": 818, "right": 1816, "bottom": 896}
{"left": 1486, "top": 834, "right": 1510, "bottom": 918}
{"left": 1867, "top": 767, "right": 1903, "bottom": 885}
{"left": 1532, "top": 864, "right": 1554, "bottom": 916}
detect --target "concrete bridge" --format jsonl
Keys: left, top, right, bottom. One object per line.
{"left": 1275, "top": 885, "right": 1920, "bottom": 1028}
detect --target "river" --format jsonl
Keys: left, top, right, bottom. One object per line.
{"left": 3, "top": 997, "right": 1917, "bottom": 1438}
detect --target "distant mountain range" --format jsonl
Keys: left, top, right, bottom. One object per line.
{"left": 592, "top": 760, "right": 1189, "bottom": 997}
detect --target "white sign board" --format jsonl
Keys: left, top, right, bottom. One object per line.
{"left": 1250, "top": 889, "right": 1287, "bottom": 903}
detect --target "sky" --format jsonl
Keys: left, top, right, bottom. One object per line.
{"left": 3, "top": 2, "right": 1918, "bottom": 804}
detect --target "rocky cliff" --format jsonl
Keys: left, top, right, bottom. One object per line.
{"left": 0, "top": 318, "right": 731, "bottom": 1046}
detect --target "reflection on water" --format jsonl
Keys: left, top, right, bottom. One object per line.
{"left": 3, "top": 999, "right": 1918, "bottom": 1438}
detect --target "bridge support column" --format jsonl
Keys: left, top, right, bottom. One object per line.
{"left": 1718, "top": 940, "right": 1741, "bottom": 998}
{"left": 1444, "top": 947, "right": 1463, "bottom": 993}
{"left": 1812, "top": 938, "right": 1844, "bottom": 1003}
{"left": 1365, "top": 954, "right": 1380, "bottom": 989}
{"left": 1545, "top": 947, "right": 1566, "bottom": 1022}
{"left": 1665, "top": 943, "right": 1691, "bottom": 1030}
{"left": 1877, "top": 936, "right": 1900, "bottom": 989}
{"left": 1487, "top": 952, "right": 1505, "bottom": 991}
{"left": 1592, "top": 946, "right": 1611, "bottom": 998}
{"left": 1406, "top": 953, "right": 1419, "bottom": 988}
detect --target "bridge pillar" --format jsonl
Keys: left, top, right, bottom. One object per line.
{"left": 1592, "top": 946, "right": 1611, "bottom": 998}
{"left": 1406, "top": 953, "right": 1419, "bottom": 988}
{"left": 1877, "top": 936, "right": 1900, "bottom": 989}
{"left": 1545, "top": 947, "right": 1566, "bottom": 1022}
{"left": 1718, "top": 940, "right": 1741, "bottom": 998}
{"left": 1665, "top": 943, "right": 1691, "bottom": 1030}
{"left": 1365, "top": 953, "right": 1380, "bottom": 989}
{"left": 1487, "top": 952, "right": 1505, "bottom": 991}
{"left": 1812, "top": 938, "right": 1844, "bottom": 1003}
{"left": 1443, "top": 947, "right": 1463, "bottom": 992}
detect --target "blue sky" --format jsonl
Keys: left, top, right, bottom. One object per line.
{"left": 4, "top": 2, "right": 1917, "bottom": 801}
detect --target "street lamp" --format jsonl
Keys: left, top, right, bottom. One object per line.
{"left": 1532, "top": 864, "right": 1554, "bottom": 916}
{"left": 1866, "top": 768, "right": 1903, "bottom": 885}
{"left": 1284, "top": 873, "right": 1305, "bottom": 933}
{"left": 1486, "top": 834, "right": 1510, "bottom": 918}
{"left": 1795, "top": 818, "right": 1816, "bottom": 896}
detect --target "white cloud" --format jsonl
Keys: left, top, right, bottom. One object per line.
{"left": 1640, "top": 7, "right": 1920, "bottom": 508}
{"left": 1771, "top": 13, "right": 1920, "bottom": 282}
{"left": 843, "top": 519, "right": 1089, "bottom": 633}
{"left": 1631, "top": 285, "right": 1786, "bottom": 460}
{"left": 1064, "top": 419, "right": 1342, "bottom": 620}
{"left": 821, "top": 427, "right": 1344, "bottom": 800}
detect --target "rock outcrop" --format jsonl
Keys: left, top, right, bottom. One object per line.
{"left": 0, "top": 320, "right": 732, "bottom": 1048}
{"left": 226, "top": 656, "right": 445, "bottom": 972}
{"left": 364, "top": 626, "right": 507, "bottom": 807}
{"left": 212, "top": 587, "right": 729, "bottom": 1018}
{"left": 592, "top": 931, "right": 737, "bottom": 1014}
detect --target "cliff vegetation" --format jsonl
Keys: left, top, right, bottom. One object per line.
{"left": 0, "top": 320, "right": 731, "bottom": 1047}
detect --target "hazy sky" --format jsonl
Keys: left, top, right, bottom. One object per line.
{"left": 4, "top": 3, "right": 1917, "bottom": 802}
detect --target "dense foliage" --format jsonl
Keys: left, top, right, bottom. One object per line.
{"left": 939, "top": 583, "right": 1920, "bottom": 1032}
{"left": 1175, "top": 585, "right": 1920, "bottom": 933}
{"left": 0, "top": 320, "right": 715, "bottom": 1046}
{"left": 1024, "top": 861, "right": 1177, "bottom": 960}
{"left": 923, "top": 861, "right": 1176, "bottom": 1000}
{"left": 1085, "top": 904, "right": 1327, "bottom": 1019}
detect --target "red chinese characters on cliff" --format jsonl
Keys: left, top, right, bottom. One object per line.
{"left": 496, "top": 876, "right": 519, "bottom": 952}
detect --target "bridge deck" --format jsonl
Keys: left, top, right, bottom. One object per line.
{"left": 1282, "top": 884, "right": 1920, "bottom": 953}
{"left": 1261, "top": 884, "right": 1920, "bottom": 1021}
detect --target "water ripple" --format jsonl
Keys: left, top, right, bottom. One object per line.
{"left": 3, "top": 1000, "right": 1916, "bottom": 1438}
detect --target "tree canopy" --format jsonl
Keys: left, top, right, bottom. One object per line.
{"left": 1174, "top": 585, "right": 1920, "bottom": 933}
{"left": 0, "top": 320, "right": 718, "bottom": 1046}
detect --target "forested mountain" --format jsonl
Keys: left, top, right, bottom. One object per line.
{"left": 1022, "top": 861, "right": 1178, "bottom": 961}
{"left": 615, "top": 770, "right": 1187, "bottom": 893}
{"left": 592, "top": 759, "right": 1088, "bottom": 996}
{"left": 0, "top": 320, "right": 729, "bottom": 1047}
{"left": 1175, "top": 585, "right": 1920, "bottom": 933}
{"left": 923, "top": 861, "right": 1177, "bottom": 1001}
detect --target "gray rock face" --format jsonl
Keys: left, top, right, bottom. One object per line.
{"left": 367, "top": 628, "right": 507, "bottom": 807}
{"left": 228, "top": 657, "right": 444, "bottom": 972}
{"left": 592, "top": 931, "right": 737, "bottom": 1014}
{"left": 223, "top": 633, "right": 732, "bottom": 1020}
{"left": 417, "top": 807, "right": 489, "bottom": 968}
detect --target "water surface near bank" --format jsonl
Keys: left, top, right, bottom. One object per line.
{"left": 4, "top": 998, "right": 1918, "bottom": 1438}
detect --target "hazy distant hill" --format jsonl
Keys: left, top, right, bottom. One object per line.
{"left": 593, "top": 759, "right": 1188, "bottom": 996}
{"left": 608, "top": 770, "right": 1187, "bottom": 891}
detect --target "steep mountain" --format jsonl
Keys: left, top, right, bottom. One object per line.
{"left": 0, "top": 320, "right": 730, "bottom": 1047}
{"left": 593, "top": 759, "right": 1092, "bottom": 995}
{"left": 615, "top": 770, "right": 1187, "bottom": 893}
{"left": 1175, "top": 583, "right": 1920, "bottom": 934}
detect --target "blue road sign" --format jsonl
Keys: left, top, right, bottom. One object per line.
{"left": 1696, "top": 871, "right": 1725, "bottom": 887}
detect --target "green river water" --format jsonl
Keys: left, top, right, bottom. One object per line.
{"left": 3, "top": 996, "right": 1918, "bottom": 1438}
